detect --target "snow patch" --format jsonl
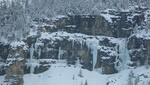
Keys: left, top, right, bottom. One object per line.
{"left": 100, "top": 13, "right": 119, "bottom": 23}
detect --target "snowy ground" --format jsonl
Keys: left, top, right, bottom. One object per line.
{"left": 0, "top": 76, "right": 4, "bottom": 84}
{"left": 24, "top": 63, "right": 108, "bottom": 85}
{"left": 23, "top": 62, "right": 150, "bottom": 85}
{"left": 0, "top": 61, "right": 150, "bottom": 85}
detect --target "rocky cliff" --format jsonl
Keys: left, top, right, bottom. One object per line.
{"left": 0, "top": 7, "right": 150, "bottom": 85}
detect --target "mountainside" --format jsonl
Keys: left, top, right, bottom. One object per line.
{"left": 0, "top": 0, "right": 150, "bottom": 85}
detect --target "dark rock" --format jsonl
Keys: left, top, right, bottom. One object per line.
{"left": 34, "top": 64, "right": 50, "bottom": 74}
{"left": 0, "top": 66, "right": 6, "bottom": 75}
{"left": 0, "top": 43, "right": 9, "bottom": 76}
{"left": 5, "top": 42, "right": 28, "bottom": 85}
{"left": 128, "top": 35, "right": 150, "bottom": 66}
{"left": 0, "top": 42, "right": 9, "bottom": 60}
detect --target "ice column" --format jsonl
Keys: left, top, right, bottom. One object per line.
{"left": 119, "top": 39, "right": 130, "bottom": 70}
{"left": 30, "top": 44, "right": 35, "bottom": 74}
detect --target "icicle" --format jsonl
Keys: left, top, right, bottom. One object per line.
{"left": 72, "top": 40, "right": 75, "bottom": 47}
{"left": 58, "top": 47, "right": 61, "bottom": 60}
{"left": 30, "top": 44, "right": 35, "bottom": 74}
{"left": 114, "top": 44, "right": 121, "bottom": 71}
{"left": 79, "top": 40, "right": 83, "bottom": 49}
{"left": 38, "top": 48, "right": 41, "bottom": 58}
{"left": 92, "top": 43, "right": 98, "bottom": 70}
{"left": 86, "top": 38, "right": 98, "bottom": 70}
{"left": 119, "top": 38, "right": 130, "bottom": 70}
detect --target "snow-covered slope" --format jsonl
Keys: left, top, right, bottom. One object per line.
{"left": 23, "top": 63, "right": 150, "bottom": 85}
{"left": 0, "top": 61, "right": 150, "bottom": 85}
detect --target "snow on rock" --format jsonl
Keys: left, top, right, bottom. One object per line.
{"left": 10, "top": 41, "right": 25, "bottom": 47}
{"left": 39, "top": 31, "right": 119, "bottom": 45}
{"left": 98, "top": 46, "right": 117, "bottom": 56}
{"left": 10, "top": 41, "right": 28, "bottom": 50}
{"left": 52, "top": 15, "right": 67, "bottom": 21}
{"left": 38, "top": 31, "right": 121, "bottom": 70}
{"left": 100, "top": 13, "right": 119, "bottom": 23}
{"left": 131, "top": 29, "right": 150, "bottom": 40}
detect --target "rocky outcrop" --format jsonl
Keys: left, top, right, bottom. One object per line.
{"left": 0, "top": 7, "right": 149, "bottom": 85}
{"left": 38, "top": 8, "right": 146, "bottom": 38}
{"left": 0, "top": 43, "right": 9, "bottom": 75}
{"left": 97, "top": 38, "right": 119, "bottom": 74}
{"left": 53, "top": 15, "right": 113, "bottom": 36}
{"left": 128, "top": 32, "right": 150, "bottom": 67}
{"left": 29, "top": 32, "right": 120, "bottom": 73}
{"left": 4, "top": 41, "right": 27, "bottom": 85}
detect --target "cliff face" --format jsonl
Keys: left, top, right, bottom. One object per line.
{"left": 3, "top": 41, "right": 27, "bottom": 85}
{"left": 128, "top": 32, "right": 150, "bottom": 66}
{"left": 0, "top": 7, "right": 150, "bottom": 85}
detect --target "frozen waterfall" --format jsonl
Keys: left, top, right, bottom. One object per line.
{"left": 86, "top": 38, "right": 98, "bottom": 70}
{"left": 30, "top": 44, "right": 35, "bottom": 74}
{"left": 119, "top": 39, "right": 130, "bottom": 70}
